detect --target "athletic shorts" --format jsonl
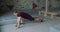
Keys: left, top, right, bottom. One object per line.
{"left": 25, "top": 16, "right": 34, "bottom": 21}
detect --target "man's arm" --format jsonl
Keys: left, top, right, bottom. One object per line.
{"left": 16, "top": 16, "right": 22, "bottom": 28}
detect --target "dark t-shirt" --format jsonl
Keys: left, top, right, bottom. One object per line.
{"left": 17, "top": 12, "right": 34, "bottom": 21}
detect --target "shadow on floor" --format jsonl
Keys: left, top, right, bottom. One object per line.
{"left": 0, "top": 26, "right": 2, "bottom": 32}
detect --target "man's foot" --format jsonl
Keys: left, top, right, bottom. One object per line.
{"left": 41, "top": 19, "right": 43, "bottom": 22}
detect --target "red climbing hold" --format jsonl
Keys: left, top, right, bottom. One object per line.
{"left": 32, "top": 3, "right": 37, "bottom": 9}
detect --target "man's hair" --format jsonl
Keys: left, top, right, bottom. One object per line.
{"left": 14, "top": 11, "right": 18, "bottom": 13}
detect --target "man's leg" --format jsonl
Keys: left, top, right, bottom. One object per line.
{"left": 21, "top": 19, "right": 23, "bottom": 24}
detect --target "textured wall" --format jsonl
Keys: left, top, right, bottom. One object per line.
{"left": 50, "top": 0, "right": 60, "bottom": 8}
{"left": 0, "top": 0, "right": 60, "bottom": 12}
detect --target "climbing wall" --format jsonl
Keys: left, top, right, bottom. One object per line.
{"left": 14, "top": 0, "right": 40, "bottom": 10}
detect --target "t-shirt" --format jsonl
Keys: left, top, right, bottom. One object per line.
{"left": 17, "top": 12, "right": 34, "bottom": 21}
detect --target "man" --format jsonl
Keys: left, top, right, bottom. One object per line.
{"left": 14, "top": 11, "right": 43, "bottom": 29}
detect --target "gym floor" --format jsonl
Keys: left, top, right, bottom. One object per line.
{"left": 0, "top": 17, "right": 60, "bottom": 32}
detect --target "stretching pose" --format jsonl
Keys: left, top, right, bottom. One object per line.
{"left": 14, "top": 11, "right": 43, "bottom": 29}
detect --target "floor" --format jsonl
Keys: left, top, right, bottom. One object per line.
{"left": 0, "top": 17, "right": 60, "bottom": 32}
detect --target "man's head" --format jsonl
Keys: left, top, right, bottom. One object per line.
{"left": 14, "top": 11, "right": 18, "bottom": 16}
